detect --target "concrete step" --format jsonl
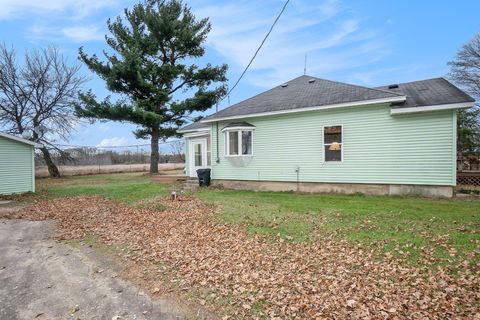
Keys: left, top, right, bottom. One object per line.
{"left": 183, "top": 178, "right": 201, "bottom": 191}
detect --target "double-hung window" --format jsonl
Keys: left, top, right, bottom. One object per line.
{"left": 324, "top": 125, "right": 342, "bottom": 162}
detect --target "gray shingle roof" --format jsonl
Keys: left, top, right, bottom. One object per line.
{"left": 179, "top": 76, "right": 474, "bottom": 132}
{"left": 375, "top": 77, "right": 475, "bottom": 109}
{"left": 222, "top": 122, "right": 256, "bottom": 130}
{"left": 202, "top": 75, "right": 405, "bottom": 121}
{"left": 178, "top": 121, "right": 210, "bottom": 133}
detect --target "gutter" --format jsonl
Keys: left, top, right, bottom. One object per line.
{"left": 177, "top": 128, "right": 211, "bottom": 134}
{"left": 390, "top": 102, "right": 475, "bottom": 115}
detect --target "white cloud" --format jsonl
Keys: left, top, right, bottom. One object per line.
{"left": 98, "top": 123, "right": 110, "bottom": 132}
{"left": 345, "top": 64, "right": 424, "bottom": 86}
{"left": 193, "top": 0, "right": 389, "bottom": 88}
{"left": 28, "top": 24, "right": 104, "bottom": 43}
{"left": 61, "top": 25, "right": 104, "bottom": 42}
{"left": 0, "top": 0, "right": 118, "bottom": 20}
{"left": 97, "top": 137, "right": 133, "bottom": 147}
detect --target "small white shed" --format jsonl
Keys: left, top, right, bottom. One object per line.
{"left": 0, "top": 132, "right": 41, "bottom": 195}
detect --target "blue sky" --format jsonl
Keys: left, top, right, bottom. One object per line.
{"left": 1, "top": 0, "right": 479, "bottom": 149}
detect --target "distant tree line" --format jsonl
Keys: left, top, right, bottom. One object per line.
{"left": 34, "top": 145, "right": 185, "bottom": 167}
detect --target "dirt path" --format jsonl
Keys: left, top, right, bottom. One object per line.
{"left": 0, "top": 219, "right": 204, "bottom": 320}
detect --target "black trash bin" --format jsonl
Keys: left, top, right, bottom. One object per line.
{"left": 196, "top": 168, "right": 211, "bottom": 187}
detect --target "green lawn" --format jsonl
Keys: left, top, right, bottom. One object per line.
{"left": 36, "top": 172, "right": 176, "bottom": 203}
{"left": 197, "top": 188, "right": 480, "bottom": 263}
{"left": 34, "top": 173, "right": 479, "bottom": 264}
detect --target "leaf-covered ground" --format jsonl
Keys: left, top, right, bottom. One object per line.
{"left": 4, "top": 195, "right": 479, "bottom": 319}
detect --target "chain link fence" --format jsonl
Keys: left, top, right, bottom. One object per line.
{"left": 35, "top": 140, "right": 185, "bottom": 177}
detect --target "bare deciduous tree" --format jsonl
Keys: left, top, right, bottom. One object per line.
{"left": 0, "top": 45, "right": 86, "bottom": 177}
{"left": 170, "top": 139, "right": 185, "bottom": 162}
{"left": 449, "top": 32, "right": 480, "bottom": 153}
{"left": 449, "top": 33, "right": 480, "bottom": 97}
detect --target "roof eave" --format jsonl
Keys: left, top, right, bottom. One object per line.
{"left": 0, "top": 132, "right": 43, "bottom": 147}
{"left": 201, "top": 96, "right": 407, "bottom": 123}
{"left": 390, "top": 101, "right": 475, "bottom": 115}
{"left": 177, "top": 127, "right": 211, "bottom": 134}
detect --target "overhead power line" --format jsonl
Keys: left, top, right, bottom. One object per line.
{"left": 58, "top": 1, "right": 290, "bottom": 148}
{"left": 224, "top": 0, "right": 290, "bottom": 99}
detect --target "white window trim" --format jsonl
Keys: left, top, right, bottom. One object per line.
{"left": 323, "top": 124, "right": 343, "bottom": 163}
{"left": 224, "top": 129, "right": 254, "bottom": 157}
{"left": 206, "top": 136, "right": 212, "bottom": 167}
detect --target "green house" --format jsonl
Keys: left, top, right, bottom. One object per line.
{"left": 179, "top": 76, "right": 475, "bottom": 197}
{"left": 0, "top": 132, "right": 41, "bottom": 195}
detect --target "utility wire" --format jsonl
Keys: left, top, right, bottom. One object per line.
{"left": 60, "top": 0, "right": 290, "bottom": 146}
{"left": 223, "top": 0, "right": 290, "bottom": 99}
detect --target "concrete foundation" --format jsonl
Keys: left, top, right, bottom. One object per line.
{"left": 212, "top": 179, "right": 454, "bottom": 198}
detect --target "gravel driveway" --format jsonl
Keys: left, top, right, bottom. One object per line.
{"left": 0, "top": 219, "right": 204, "bottom": 320}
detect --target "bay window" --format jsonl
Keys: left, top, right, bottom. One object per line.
{"left": 224, "top": 129, "right": 253, "bottom": 156}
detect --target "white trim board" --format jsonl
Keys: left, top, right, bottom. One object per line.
{"left": 200, "top": 96, "right": 407, "bottom": 123}
{"left": 0, "top": 132, "right": 42, "bottom": 147}
{"left": 177, "top": 127, "right": 211, "bottom": 134}
{"left": 183, "top": 131, "right": 211, "bottom": 138}
{"left": 390, "top": 102, "right": 474, "bottom": 115}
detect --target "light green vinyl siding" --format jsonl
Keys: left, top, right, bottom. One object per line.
{"left": 210, "top": 104, "right": 456, "bottom": 186}
{"left": 0, "top": 136, "right": 35, "bottom": 194}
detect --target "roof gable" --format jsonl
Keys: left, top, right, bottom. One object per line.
{"left": 0, "top": 132, "right": 41, "bottom": 147}
{"left": 202, "top": 75, "right": 405, "bottom": 122}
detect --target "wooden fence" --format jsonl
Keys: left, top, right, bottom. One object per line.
{"left": 457, "top": 153, "right": 480, "bottom": 186}
{"left": 457, "top": 171, "right": 480, "bottom": 186}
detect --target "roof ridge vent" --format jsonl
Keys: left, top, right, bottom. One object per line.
{"left": 388, "top": 84, "right": 399, "bottom": 89}
{"left": 308, "top": 79, "right": 316, "bottom": 83}
{"left": 281, "top": 83, "right": 288, "bottom": 88}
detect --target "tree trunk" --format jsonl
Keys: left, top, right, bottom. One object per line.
{"left": 41, "top": 147, "right": 61, "bottom": 178}
{"left": 150, "top": 127, "right": 159, "bottom": 174}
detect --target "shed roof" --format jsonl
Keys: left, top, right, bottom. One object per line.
{"left": 0, "top": 132, "right": 42, "bottom": 147}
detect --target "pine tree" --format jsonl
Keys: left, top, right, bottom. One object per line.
{"left": 76, "top": 0, "right": 227, "bottom": 173}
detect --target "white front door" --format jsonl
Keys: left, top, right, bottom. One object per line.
{"left": 189, "top": 138, "right": 208, "bottom": 177}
